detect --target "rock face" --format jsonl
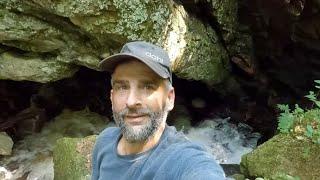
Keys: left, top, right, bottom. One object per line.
{"left": 0, "top": 0, "right": 242, "bottom": 85}
{"left": 211, "top": 0, "right": 252, "bottom": 59}
{"left": 240, "top": 134, "right": 320, "bottom": 179}
{"left": 0, "top": 132, "right": 13, "bottom": 155}
{"left": 53, "top": 135, "right": 97, "bottom": 180}
{"left": 0, "top": 52, "right": 78, "bottom": 83}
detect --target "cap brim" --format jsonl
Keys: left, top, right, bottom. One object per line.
{"left": 99, "top": 53, "right": 170, "bottom": 79}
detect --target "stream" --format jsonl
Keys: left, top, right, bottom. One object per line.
{"left": 0, "top": 109, "right": 260, "bottom": 180}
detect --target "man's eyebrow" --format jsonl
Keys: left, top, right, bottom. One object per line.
{"left": 140, "top": 79, "right": 161, "bottom": 85}
{"left": 111, "top": 80, "right": 127, "bottom": 85}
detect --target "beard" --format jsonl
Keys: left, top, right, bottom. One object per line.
{"left": 113, "top": 106, "right": 167, "bottom": 143}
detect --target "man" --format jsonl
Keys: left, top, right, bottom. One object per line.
{"left": 92, "top": 41, "right": 225, "bottom": 179}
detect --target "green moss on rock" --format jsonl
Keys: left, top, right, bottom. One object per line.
{"left": 1, "top": 0, "right": 233, "bottom": 87}
{"left": 240, "top": 134, "right": 320, "bottom": 179}
{"left": 53, "top": 135, "right": 97, "bottom": 180}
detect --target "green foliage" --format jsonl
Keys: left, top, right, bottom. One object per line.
{"left": 277, "top": 80, "right": 320, "bottom": 144}
{"left": 277, "top": 104, "right": 295, "bottom": 133}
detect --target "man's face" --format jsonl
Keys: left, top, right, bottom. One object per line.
{"left": 110, "top": 60, "right": 175, "bottom": 142}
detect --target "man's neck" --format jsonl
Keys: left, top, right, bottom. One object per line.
{"left": 117, "top": 123, "right": 165, "bottom": 155}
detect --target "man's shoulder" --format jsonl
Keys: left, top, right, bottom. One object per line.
{"left": 97, "top": 127, "right": 120, "bottom": 141}
{"left": 151, "top": 127, "right": 225, "bottom": 179}
{"left": 159, "top": 126, "right": 211, "bottom": 159}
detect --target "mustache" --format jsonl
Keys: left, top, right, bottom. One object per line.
{"left": 116, "top": 107, "right": 152, "bottom": 116}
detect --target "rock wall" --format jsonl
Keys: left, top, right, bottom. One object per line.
{"left": 0, "top": 0, "right": 252, "bottom": 86}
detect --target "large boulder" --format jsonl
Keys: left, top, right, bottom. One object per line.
{"left": 1, "top": 0, "right": 231, "bottom": 85}
{"left": 240, "top": 134, "right": 320, "bottom": 179}
{"left": 164, "top": 4, "right": 229, "bottom": 84}
{"left": 53, "top": 135, "right": 97, "bottom": 180}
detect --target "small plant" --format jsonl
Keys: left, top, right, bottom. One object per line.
{"left": 277, "top": 80, "right": 320, "bottom": 144}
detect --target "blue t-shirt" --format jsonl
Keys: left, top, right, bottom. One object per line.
{"left": 91, "top": 125, "right": 225, "bottom": 180}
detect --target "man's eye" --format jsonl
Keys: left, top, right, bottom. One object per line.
{"left": 114, "top": 84, "right": 128, "bottom": 91}
{"left": 144, "top": 84, "right": 156, "bottom": 90}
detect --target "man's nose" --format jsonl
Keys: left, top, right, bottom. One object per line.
{"left": 126, "top": 88, "right": 142, "bottom": 108}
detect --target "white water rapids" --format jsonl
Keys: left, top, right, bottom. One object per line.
{"left": 0, "top": 109, "right": 260, "bottom": 180}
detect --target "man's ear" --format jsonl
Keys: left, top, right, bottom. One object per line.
{"left": 166, "top": 88, "right": 175, "bottom": 111}
{"left": 110, "top": 89, "right": 113, "bottom": 104}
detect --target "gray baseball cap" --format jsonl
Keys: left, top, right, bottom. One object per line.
{"left": 99, "top": 41, "right": 172, "bottom": 84}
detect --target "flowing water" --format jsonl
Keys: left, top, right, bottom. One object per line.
{"left": 0, "top": 109, "right": 260, "bottom": 180}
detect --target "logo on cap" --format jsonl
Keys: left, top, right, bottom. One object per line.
{"left": 145, "top": 52, "right": 164, "bottom": 64}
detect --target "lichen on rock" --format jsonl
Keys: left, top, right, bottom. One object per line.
{"left": 1, "top": 0, "right": 233, "bottom": 86}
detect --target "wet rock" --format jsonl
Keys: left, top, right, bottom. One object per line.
{"left": 240, "top": 134, "right": 320, "bottom": 179}
{"left": 0, "top": 108, "right": 107, "bottom": 179}
{"left": 0, "top": 132, "right": 13, "bottom": 155}
{"left": 53, "top": 135, "right": 97, "bottom": 180}
{"left": 220, "top": 164, "right": 241, "bottom": 177}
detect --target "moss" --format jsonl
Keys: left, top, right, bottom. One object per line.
{"left": 240, "top": 134, "right": 320, "bottom": 179}
{"left": 53, "top": 135, "right": 97, "bottom": 180}
{"left": 212, "top": 0, "right": 238, "bottom": 32}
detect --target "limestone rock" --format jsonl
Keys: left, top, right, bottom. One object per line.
{"left": 240, "top": 134, "right": 320, "bottom": 179}
{"left": 53, "top": 135, "right": 97, "bottom": 180}
{"left": 0, "top": 8, "right": 100, "bottom": 69}
{"left": 0, "top": 132, "right": 13, "bottom": 155}
{"left": 0, "top": 52, "right": 78, "bottom": 83}
{"left": 1, "top": 0, "right": 231, "bottom": 85}
{"left": 164, "top": 4, "right": 230, "bottom": 85}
